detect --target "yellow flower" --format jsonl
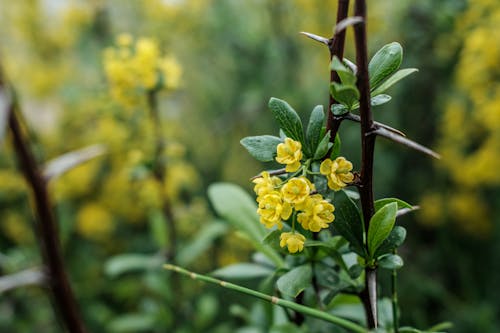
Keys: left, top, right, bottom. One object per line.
{"left": 281, "top": 177, "right": 314, "bottom": 205}
{"left": 76, "top": 203, "right": 114, "bottom": 240}
{"left": 297, "top": 194, "right": 335, "bottom": 232}
{"left": 276, "top": 138, "right": 303, "bottom": 172}
{"left": 253, "top": 171, "right": 281, "bottom": 198}
{"left": 320, "top": 157, "right": 354, "bottom": 191}
{"left": 257, "top": 191, "right": 292, "bottom": 229}
{"left": 280, "top": 232, "right": 306, "bottom": 253}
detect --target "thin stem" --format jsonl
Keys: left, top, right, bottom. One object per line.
{"left": 353, "top": 0, "right": 378, "bottom": 328}
{"left": 164, "top": 264, "right": 368, "bottom": 333}
{"left": 326, "top": 0, "right": 350, "bottom": 141}
{"left": 3, "top": 86, "right": 87, "bottom": 332}
{"left": 391, "top": 250, "right": 399, "bottom": 333}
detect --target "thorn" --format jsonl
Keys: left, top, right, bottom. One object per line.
{"left": 335, "top": 16, "right": 364, "bottom": 34}
{"left": 344, "top": 113, "right": 406, "bottom": 137}
{"left": 374, "top": 127, "right": 441, "bottom": 159}
{"left": 396, "top": 205, "right": 420, "bottom": 218}
{"left": 299, "top": 31, "right": 330, "bottom": 45}
{"left": 343, "top": 58, "right": 358, "bottom": 75}
{"left": 250, "top": 168, "right": 286, "bottom": 181}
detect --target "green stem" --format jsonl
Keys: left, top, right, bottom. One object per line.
{"left": 391, "top": 250, "right": 399, "bottom": 333}
{"left": 164, "top": 264, "right": 367, "bottom": 333}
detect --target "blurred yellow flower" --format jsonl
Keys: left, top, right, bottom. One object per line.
{"left": 297, "top": 194, "right": 335, "bottom": 232}
{"left": 103, "top": 34, "right": 182, "bottom": 107}
{"left": 1, "top": 211, "right": 33, "bottom": 244}
{"left": 257, "top": 191, "right": 292, "bottom": 229}
{"left": 276, "top": 138, "right": 303, "bottom": 172}
{"left": 320, "top": 157, "right": 354, "bottom": 191}
{"left": 280, "top": 232, "right": 306, "bottom": 253}
{"left": 76, "top": 203, "right": 114, "bottom": 240}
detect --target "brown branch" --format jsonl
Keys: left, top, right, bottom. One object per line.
{"left": 2, "top": 81, "right": 87, "bottom": 332}
{"left": 326, "top": 0, "right": 350, "bottom": 141}
{"left": 353, "top": 0, "right": 378, "bottom": 328}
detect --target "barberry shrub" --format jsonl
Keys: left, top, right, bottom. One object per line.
{"left": 167, "top": 2, "right": 450, "bottom": 333}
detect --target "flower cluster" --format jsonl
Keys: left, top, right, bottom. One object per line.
{"left": 103, "top": 34, "right": 182, "bottom": 107}
{"left": 252, "top": 138, "right": 354, "bottom": 253}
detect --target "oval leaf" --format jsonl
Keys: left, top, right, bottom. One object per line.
{"left": 208, "top": 183, "right": 284, "bottom": 267}
{"left": 371, "top": 68, "right": 418, "bottom": 97}
{"left": 240, "top": 135, "right": 283, "bottom": 162}
{"left": 330, "top": 83, "right": 360, "bottom": 109}
{"left": 331, "top": 190, "right": 365, "bottom": 256}
{"left": 104, "top": 254, "right": 161, "bottom": 278}
{"left": 313, "top": 131, "right": 332, "bottom": 160}
{"left": 371, "top": 94, "right": 392, "bottom": 107}
{"left": 374, "top": 198, "right": 412, "bottom": 212}
{"left": 378, "top": 254, "right": 404, "bottom": 270}
{"left": 331, "top": 103, "right": 349, "bottom": 116}
{"left": 369, "top": 42, "right": 403, "bottom": 90}
{"left": 268, "top": 97, "right": 304, "bottom": 143}
{"left": 367, "top": 202, "right": 398, "bottom": 257}
{"left": 374, "top": 226, "right": 407, "bottom": 258}
{"left": 276, "top": 265, "right": 312, "bottom": 297}
{"left": 305, "top": 105, "right": 324, "bottom": 157}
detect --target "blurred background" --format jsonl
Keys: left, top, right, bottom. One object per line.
{"left": 0, "top": 0, "right": 499, "bottom": 332}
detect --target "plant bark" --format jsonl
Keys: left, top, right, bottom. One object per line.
{"left": 353, "top": 0, "right": 378, "bottom": 328}
{"left": 2, "top": 70, "right": 87, "bottom": 332}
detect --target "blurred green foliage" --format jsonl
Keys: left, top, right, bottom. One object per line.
{"left": 0, "top": 0, "right": 499, "bottom": 332}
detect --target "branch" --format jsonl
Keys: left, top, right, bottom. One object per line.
{"left": 353, "top": 0, "right": 378, "bottom": 328}
{"left": 373, "top": 127, "right": 441, "bottom": 159}
{"left": 327, "top": 0, "right": 350, "bottom": 140}
{"left": 164, "top": 264, "right": 367, "bottom": 333}
{"left": 1, "top": 78, "right": 88, "bottom": 332}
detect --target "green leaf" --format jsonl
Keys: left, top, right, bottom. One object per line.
{"left": 331, "top": 190, "right": 365, "bottom": 256}
{"left": 305, "top": 105, "right": 325, "bottom": 157}
{"left": 263, "top": 229, "right": 285, "bottom": 253}
{"left": 427, "top": 321, "right": 454, "bottom": 332}
{"left": 331, "top": 103, "right": 349, "bottom": 116}
{"left": 374, "top": 198, "right": 412, "bottom": 212}
{"left": 371, "top": 68, "right": 418, "bottom": 96}
{"left": 211, "top": 263, "right": 274, "bottom": 280}
{"left": 369, "top": 42, "right": 403, "bottom": 91}
{"left": 208, "top": 183, "right": 284, "bottom": 268}
{"left": 374, "top": 226, "right": 407, "bottom": 258}
{"left": 370, "top": 94, "right": 392, "bottom": 107}
{"left": 330, "top": 82, "right": 360, "bottom": 109}
{"left": 367, "top": 202, "right": 398, "bottom": 258}
{"left": 177, "top": 222, "right": 228, "bottom": 266}
{"left": 240, "top": 135, "right": 283, "bottom": 162}
{"left": 330, "top": 134, "right": 341, "bottom": 159}
{"left": 268, "top": 97, "right": 304, "bottom": 143}
{"left": 276, "top": 265, "right": 312, "bottom": 297}
{"left": 378, "top": 254, "right": 404, "bottom": 270}
{"left": 313, "top": 131, "right": 332, "bottom": 160}
{"left": 148, "top": 209, "right": 168, "bottom": 248}
{"left": 104, "top": 254, "right": 161, "bottom": 278}
{"left": 108, "top": 313, "right": 156, "bottom": 332}
{"left": 331, "top": 56, "right": 357, "bottom": 86}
